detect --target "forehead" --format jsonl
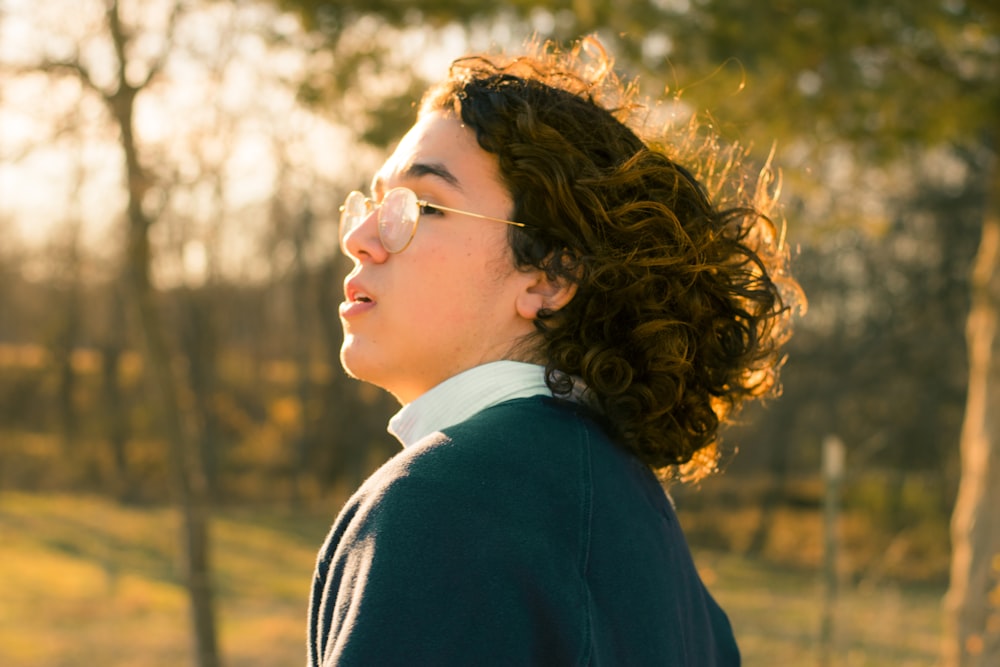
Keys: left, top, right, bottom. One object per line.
{"left": 373, "top": 111, "right": 501, "bottom": 194}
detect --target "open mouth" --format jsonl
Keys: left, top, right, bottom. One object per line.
{"left": 343, "top": 275, "right": 374, "bottom": 307}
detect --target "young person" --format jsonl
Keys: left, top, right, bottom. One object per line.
{"left": 309, "top": 38, "right": 799, "bottom": 666}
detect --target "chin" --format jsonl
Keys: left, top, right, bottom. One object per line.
{"left": 339, "top": 339, "right": 391, "bottom": 390}
{"left": 341, "top": 342, "right": 421, "bottom": 404}
{"left": 339, "top": 339, "right": 368, "bottom": 381}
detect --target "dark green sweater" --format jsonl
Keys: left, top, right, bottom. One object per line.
{"left": 309, "top": 396, "right": 740, "bottom": 666}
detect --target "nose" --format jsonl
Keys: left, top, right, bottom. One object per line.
{"left": 341, "top": 206, "right": 388, "bottom": 263}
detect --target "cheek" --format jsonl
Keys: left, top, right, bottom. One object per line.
{"left": 409, "top": 249, "right": 504, "bottom": 323}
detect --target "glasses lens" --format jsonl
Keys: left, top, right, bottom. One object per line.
{"left": 340, "top": 191, "right": 370, "bottom": 250}
{"left": 378, "top": 188, "right": 419, "bottom": 253}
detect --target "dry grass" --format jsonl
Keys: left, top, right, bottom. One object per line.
{"left": 697, "top": 550, "right": 944, "bottom": 666}
{"left": 0, "top": 492, "right": 318, "bottom": 667}
{"left": 0, "top": 492, "right": 945, "bottom": 666}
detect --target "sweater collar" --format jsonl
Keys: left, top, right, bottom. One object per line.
{"left": 387, "top": 361, "right": 552, "bottom": 448}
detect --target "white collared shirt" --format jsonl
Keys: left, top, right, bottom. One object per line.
{"left": 388, "top": 361, "right": 552, "bottom": 448}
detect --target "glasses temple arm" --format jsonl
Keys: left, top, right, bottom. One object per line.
{"left": 420, "top": 201, "right": 526, "bottom": 228}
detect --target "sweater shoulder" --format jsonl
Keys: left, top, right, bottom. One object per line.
{"left": 339, "top": 397, "right": 602, "bottom": 539}
{"left": 439, "top": 395, "right": 606, "bottom": 458}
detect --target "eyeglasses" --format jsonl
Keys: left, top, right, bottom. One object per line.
{"left": 339, "top": 186, "right": 525, "bottom": 254}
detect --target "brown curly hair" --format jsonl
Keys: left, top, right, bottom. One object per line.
{"left": 421, "top": 39, "right": 801, "bottom": 479}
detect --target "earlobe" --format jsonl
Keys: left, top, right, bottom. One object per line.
{"left": 515, "top": 271, "right": 578, "bottom": 321}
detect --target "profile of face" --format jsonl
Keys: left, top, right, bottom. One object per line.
{"left": 338, "top": 111, "right": 559, "bottom": 404}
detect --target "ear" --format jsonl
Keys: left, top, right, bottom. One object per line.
{"left": 515, "top": 270, "right": 578, "bottom": 321}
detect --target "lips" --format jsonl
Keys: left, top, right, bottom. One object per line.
{"left": 344, "top": 276, "right": 374, "bottom": 303}
{"left": 341, "top": 275, "right": 376, "bottom": 318}
{"left": 348, "top": 287, "right": 372, "bottom": 303}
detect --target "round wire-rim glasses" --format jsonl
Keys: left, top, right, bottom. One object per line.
{"left": 339, "top": 186, "right": 525, "bottom": 254}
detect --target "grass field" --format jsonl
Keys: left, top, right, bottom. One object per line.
{"left": 0, "top": 492, "right": 944, "bottom": 666}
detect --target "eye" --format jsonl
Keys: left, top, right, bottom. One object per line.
{"left": 418, "top": 202, "right": 443, "bottom": 216}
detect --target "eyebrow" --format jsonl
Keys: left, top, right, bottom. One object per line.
{"left": 372, "top": 161, "right": 462, "bottom": 194}
{"left": 370, "top": 162, "right": 464, "bottom": 202}
{"left": 405, "top": 162, "right": 462, "bottom": 190}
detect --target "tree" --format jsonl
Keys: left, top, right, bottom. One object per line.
{"left": 7, "top": 1, "right": 222, "bottom": 663}
{"left": 949, "top": 146, "right": 1000, "bottom": 666}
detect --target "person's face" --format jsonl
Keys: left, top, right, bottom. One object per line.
{"left": 339, "top": 111, "right": 538, "bottom": 404}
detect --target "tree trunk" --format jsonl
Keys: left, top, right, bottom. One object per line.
{"left": 292, "top": 203, "right": 315, "bottom": 505}
{"left": 50, "top": 221, "right": 83, "bottom": 458}
{"left": 127, "top": 244, "right": 220, "bottom": 667}
{"left": 52, "top": 280, "right": 79, "bottom": 454}
{"left": 180, "top": 287, "right": 222, "bottom": 500}
{"left": 103, "top": 3, "right": 220, "bottom": 664}
{"left": 101, "top": 280, "right": 132, "bottom": 500}
{"left": 944, "top": 142, "right": 1000, "bottom": 667}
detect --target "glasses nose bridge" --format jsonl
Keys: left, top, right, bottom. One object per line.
{"left": 343, "top": 187, "right": 420, "bottom": 255}
{"left": 341, "top": 193, "right": 384, "bottom": 257}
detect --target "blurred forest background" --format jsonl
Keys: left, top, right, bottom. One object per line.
{"left": 1, "top": 0, "right": 998, "bottom": 666}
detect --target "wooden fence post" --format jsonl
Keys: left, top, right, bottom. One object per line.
{"left": 820, "top": 434, "right": 845, "bottom": 667}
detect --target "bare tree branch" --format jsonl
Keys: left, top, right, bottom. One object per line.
{"left": 139, "top": 0, "right": 184, "bottom": 89}
{"left": 31, "top": 59, "right": 109, "bottom": 100}
{"left": 0, "top": 103, "right": 96, "bottom": 163}
{"left": 105, "top": 0, "right": 130, "bottom": 95}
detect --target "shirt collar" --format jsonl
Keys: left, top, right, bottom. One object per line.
{"left": 388, "top": 361, "right": 552, "bottom": 448}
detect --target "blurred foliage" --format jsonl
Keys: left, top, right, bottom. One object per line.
{"left": 277, "top": 0, "right": 998, "bottom": 150}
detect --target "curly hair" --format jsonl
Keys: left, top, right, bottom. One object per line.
{"left": 421, "top": 39, "right": 802, "bottom": 479}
